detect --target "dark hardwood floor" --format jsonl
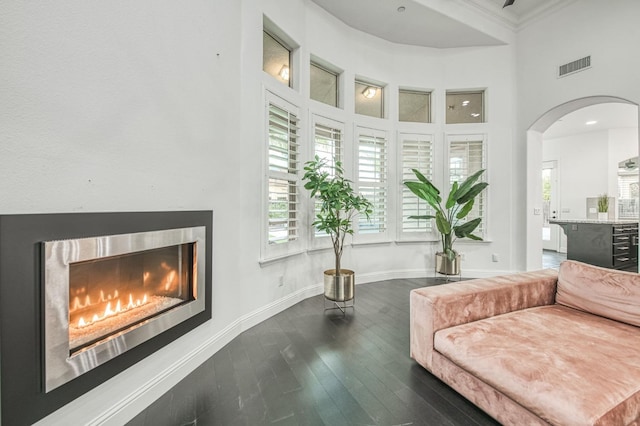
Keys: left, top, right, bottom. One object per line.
{"left": 128, "top": 278, "right": 499, "bottom": 426}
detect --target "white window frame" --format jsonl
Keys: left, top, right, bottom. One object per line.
{"left": 397, "top": 133, "right": 437, "bottom": 241}
{"left": 445, "top": 133, "right": 488, "bottom": 240}
{"left": 262, "top": 92, "right": 304, "bottom": 261}
{"left": 309, "top": 115, "right": 345, "bottom": 249}
{"left": 355, "top": 126, "right": 389, "bottom": 243}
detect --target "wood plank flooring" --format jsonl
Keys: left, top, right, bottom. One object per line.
{"left": 128, "top": 278, "right": 499, "bottom": 426}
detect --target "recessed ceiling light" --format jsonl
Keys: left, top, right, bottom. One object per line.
{"left": 397, "top": 6, "right": 406, "bottom": 12}
{"left": 586, "top": 120, "right": 597, "bottom": 125}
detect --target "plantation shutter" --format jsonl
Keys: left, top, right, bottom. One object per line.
{"left": 267, "top": 101, "right": 300, "bottom": 245}
{"left": 314, "top": 122, "right": 342, "bottom": 172}
{"left": 313, "top": 120, "right": 343, "bottom": 238}
{"left": 357, "top": 129, "right": 387, "bottom": 234}
{"left": 449, "top": 139, "right": 485, "bottom": 237}
{"left": 401, "top": 135, "right": 433, "bottom": 234}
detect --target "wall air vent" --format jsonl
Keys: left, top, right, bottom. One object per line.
{"left": 558, "top": 56, "right": 591, "bottom": 78}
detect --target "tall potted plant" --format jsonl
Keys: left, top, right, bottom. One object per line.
{"left": 404, "top": 168, "right": 488, "bottom": 275}
{"left": 303, "top": 156, "right": 373, "bottom": 303}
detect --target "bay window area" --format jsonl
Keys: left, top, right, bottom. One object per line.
{"left": 260, "top": 20, "right": 491, "bottom": 261}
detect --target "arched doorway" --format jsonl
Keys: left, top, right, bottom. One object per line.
{"left": 526, "top": 96, "right": 640, "bottom": 270}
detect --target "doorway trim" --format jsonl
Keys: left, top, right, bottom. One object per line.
{"left": 526, "top": 95, "right": 639, "bottom": 270}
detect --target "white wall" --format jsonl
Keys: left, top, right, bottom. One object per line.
{"left": 543, "top": 127, "right": 637, "bottom": 220}
{"left": 543, "top": 130, "right": 611, "bottom": 220}
{"left": 517, "top": 0, "right": 640, "bottom": 269}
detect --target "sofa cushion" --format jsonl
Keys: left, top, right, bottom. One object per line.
{"left": 434, "top": 305, "right": 640, "bottom": 425}
{"left": 556, "top": 260, "right": 640, "bottom": 327}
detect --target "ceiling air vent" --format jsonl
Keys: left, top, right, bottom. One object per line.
{"left": 558, "top": 56, "right": 591, "bottom": 78}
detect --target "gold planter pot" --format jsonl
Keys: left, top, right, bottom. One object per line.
{"left": 323, "top": 269, "right": 355, "bottom": 302}
{"left": 435, "top": 252, "right": 461, "bottom": 276}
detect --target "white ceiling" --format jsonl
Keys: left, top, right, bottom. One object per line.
{"left": 309, "top": 0, "right": 567, "bottom": 49}
{"left": 544, "top": 103, "right": 639, "bottom": 140}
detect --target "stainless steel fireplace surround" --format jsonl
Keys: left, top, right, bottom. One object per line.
{"left": 44, "top": 226, "right": 206, "bottom": 392}
{"left": 0, "top": 211, "right": 212, "bottom": 426}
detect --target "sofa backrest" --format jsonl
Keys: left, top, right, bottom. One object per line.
{"left": 556, "top": 260, "right": 640, "bottom": 327}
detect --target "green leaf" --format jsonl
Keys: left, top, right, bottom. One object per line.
{"left": 456, "top": 182, "right": 489, "bottom": 205}
{"left": 404, "top": 182, "right": 441, "bottom": 211}
{"left": 455, "top": 199, "right": 474, "bottom": 219}
{"left": 453, "top": 217, "right": 482, "bottom": 238}
{"left": 454, "top": 169, "right": 485, "bottom": 202}
{"left": 435, "top": 211, "right": 451, "bottom": 235}
{"left": 445, "top": 181, "right": 458, "bottom": 209}
{"left": 408, "top": 215, "right": 436, "bottom": 220}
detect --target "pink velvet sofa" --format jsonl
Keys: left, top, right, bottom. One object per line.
{"left": 410, "top": 260, "right": 640, "bottom": 425}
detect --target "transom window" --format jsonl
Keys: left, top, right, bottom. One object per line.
{"left": 399, "top": 90, "right": 431, "bottom": 123}
{"left": 310, "top": 62, "right": 338, "bottom": 107}
{"left": 263, "top": 31, "right": 291, "bottom": 87}
{"left": 446, "top": 91, "right": 484, "bottom": 124}
{"left": 355, "top": 80, "right": 384, "bottom": 119}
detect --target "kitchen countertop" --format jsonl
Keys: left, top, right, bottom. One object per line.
{"left": 550, "top": 219, "right": 638, "bottom": 225}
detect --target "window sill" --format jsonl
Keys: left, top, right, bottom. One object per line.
{"left": 351, "top": 240, "right": 393, "bottom": 248}
{"left": 259, "top": 249, "right": 306, "bottom": 267}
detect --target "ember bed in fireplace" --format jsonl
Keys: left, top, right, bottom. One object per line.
{"left": 0, "top": 211, "right": 212, "bottom": 426}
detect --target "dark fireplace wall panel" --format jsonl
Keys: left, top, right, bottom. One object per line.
{"left": 0, "top": 211, "right": 213, "bottom": 426}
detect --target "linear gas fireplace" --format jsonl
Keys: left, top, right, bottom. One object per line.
{"left": 44, "top": 226, "right": 205, "bottom": 391}
{"left": 0, "top": 211, "right": 212, "bottom": 426}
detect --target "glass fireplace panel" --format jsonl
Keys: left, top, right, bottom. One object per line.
{"left": 68, "top": 244, "right": 194, "bottom": 353}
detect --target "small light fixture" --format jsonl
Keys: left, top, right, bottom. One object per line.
{"left": 471, "top": 113, "right": 480, "bottom": 118}
{"left": 585, "top": 120, "right": 597, "bottom": 125}
{"left": 279, "top": 65, "right": 290, "bottom": 81}
{"left": 462, "top": 100, "right": 470, "bottom": 106}
{"left": 362, "top": 86, "right": 377, "bottom": 99}
{"left": 397, "top": 6, "right": 406, "bottom": 12}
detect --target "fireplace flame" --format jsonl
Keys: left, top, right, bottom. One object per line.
{"left": 76, "top": 292, "right": 149, "bottom": 328}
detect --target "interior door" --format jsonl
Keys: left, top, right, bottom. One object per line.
{"left": 542, "top": 161, "right": 560, "bottom": 251}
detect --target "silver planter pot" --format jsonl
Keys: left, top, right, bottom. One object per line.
{"left": 324, "top": 269, "right": 355, "bottom": 302}
{"left": 435, "top": 252, "right": 461, "bottom": 275}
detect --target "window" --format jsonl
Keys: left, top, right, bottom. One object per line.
{"left": 263, "top": 31, "right": 291, "bottom": 87}
{"left": 310, "top": 62, "right": 338, "bottom": 107}
{"left": 266, "top": 95, "right": 300, "bottom": 254}
{"left": 446, "top": 91, "right": 484, "bottom": 124}
{"left": 312, "top": 117, "right": 343, "bottom": 239}
{"left": 357, "top": 128, "right": 387, "bottom": 236}
{"left": 399, "top": 90, "right": 431, "bottom": 123}
{"left": 355, "top": 80, "right": 384, "bottom": 118}
{"left": 448, "top": 136, "right": 487, "bottom": 237}
{"left": 400, "top": 134, "right": 434, "bottom": 236}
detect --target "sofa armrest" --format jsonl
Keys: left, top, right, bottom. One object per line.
{"left": 410, "top": 269, "right": 558, "bottom": 372}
